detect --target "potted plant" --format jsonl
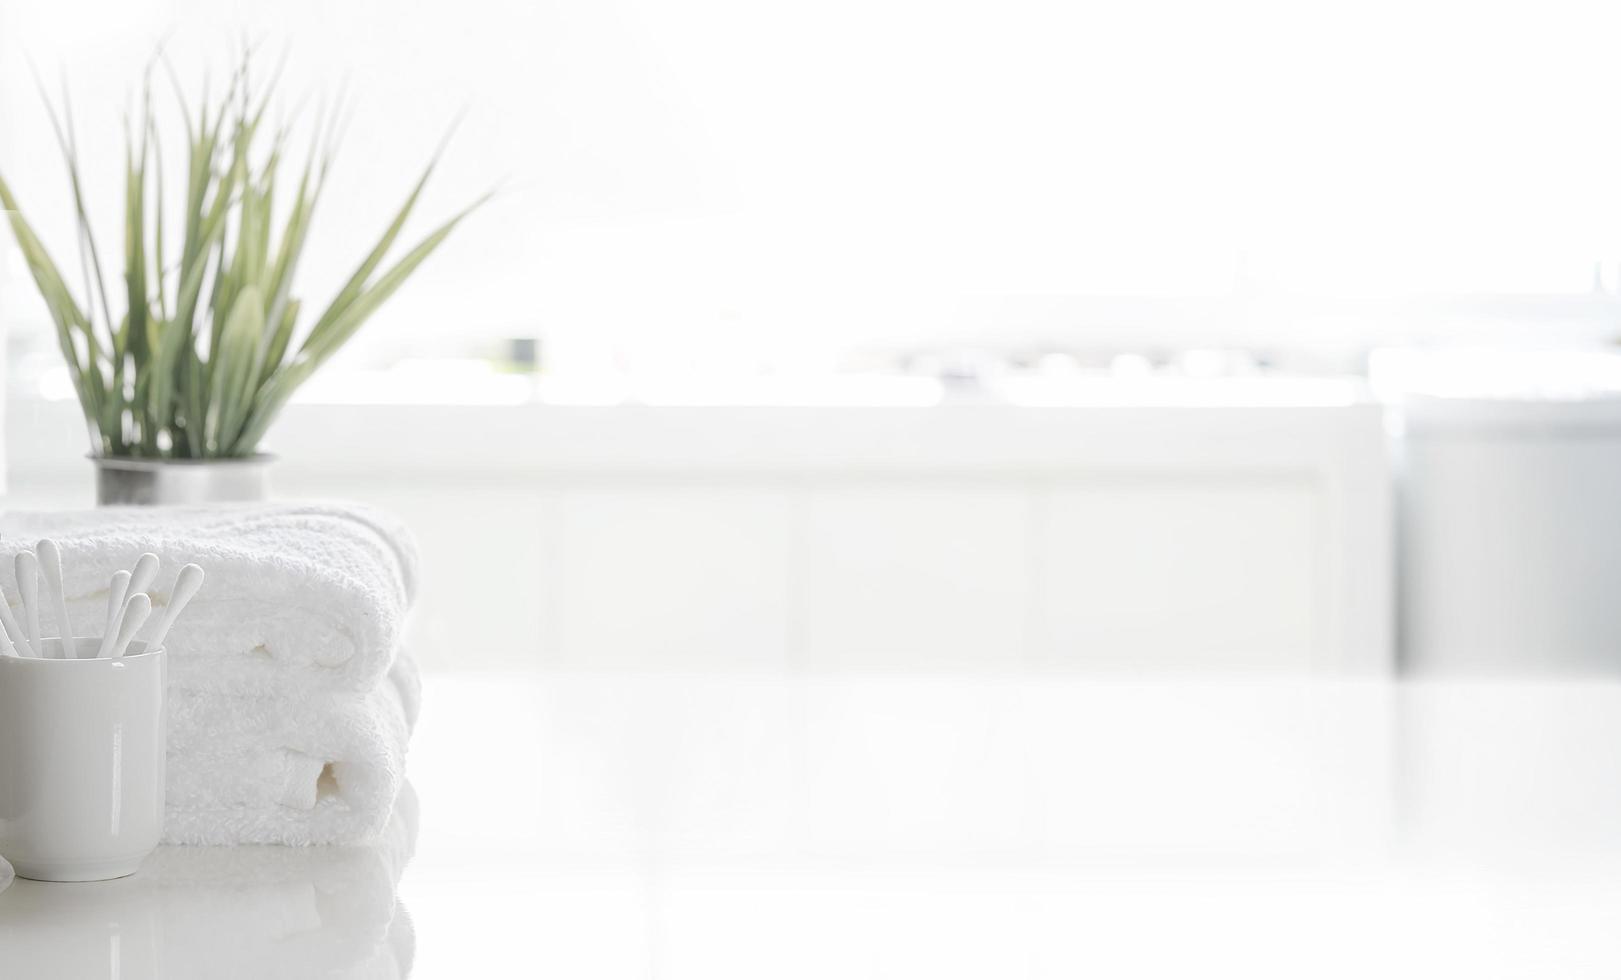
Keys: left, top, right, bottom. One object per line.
{"left": 0, "top": 57, "right": 487, "bottom": 504}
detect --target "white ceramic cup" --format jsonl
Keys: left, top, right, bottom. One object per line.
{"left": 0, "top": 639, "right": 166, "bottom": 882}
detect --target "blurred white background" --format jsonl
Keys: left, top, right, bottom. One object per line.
{"left": 10, "top": 6, "right": 1621, "bottom": 975}
{"left": 10, "top": 0, "right": 1621, "bottom": 375}
{"left": 5, "top": 0, "right": 1621, "bottom": 674}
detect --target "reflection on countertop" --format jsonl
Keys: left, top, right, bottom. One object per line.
{"left": 399, "top": 674, "right": 1621, "bottom": 978}
{"left": 0, "top": 785, "right": 416, "bottom": 980}
{"left": 12, "top": 673, "right": 1621, "bottom": 978}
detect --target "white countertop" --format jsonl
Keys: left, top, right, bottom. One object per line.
{"left": 5, "top": 670, "right": 1621, "bottom": 978}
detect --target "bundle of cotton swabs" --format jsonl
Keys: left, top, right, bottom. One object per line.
{"left": 0, "top": 539, "right": 204, "bottom": 659}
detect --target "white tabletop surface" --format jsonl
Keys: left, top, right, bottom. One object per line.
{"left": 6, "top": 671, "right": 1621, "bottom": 978}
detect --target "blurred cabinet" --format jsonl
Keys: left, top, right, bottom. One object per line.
{"left": 1400, "top": 399, "right": 1621, "bottom": 674}
{"left": 5, "top": 400, "right": 1392, "bottom": 671}
{"left": 549, "top": 486, "right": 791, "bottom": 669}
{"left": 1035, "top": 476, "right": 1319, "bottom": 668}
{"left": 793, "top": 484, "right": 1031, "bottom": 668}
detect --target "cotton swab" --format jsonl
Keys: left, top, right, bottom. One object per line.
{"left": 99, "top": 589, "right": 135, "bottom": 660}
{"left": 94, "top": 570, "right": 133, "bottom": 660}
{"left": 108, "top": 593, "right": 152, "bottom": 660}
{"left": 145, "top": 564, "right": 204, "bottom": 652}
{"left": 127, "top": 553, "right": 161, "bottom": 599}
{"left": 15, "top": 552, "right": 40, "bottom": 655}
{"left": 0, "top": 596, "right": 36, "bottom": 658}
{"left": 36, "top": 540, "right": 74, "bottom": 657}
{"left": 0, "top": 621, "right": 16, "bottom": 657}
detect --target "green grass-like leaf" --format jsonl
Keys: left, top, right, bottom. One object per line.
{"left": 0, "top": 51, "right": 484, "bottom": 458}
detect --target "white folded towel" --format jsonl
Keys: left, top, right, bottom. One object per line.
{"left": 1, "top": 504, "right": 418, "bottom": 697}
{"left": 0, "top": 785, "right": 418, "bottom": 980}
{"left": 164, "top": 655, "right": 419, "bottom": 846}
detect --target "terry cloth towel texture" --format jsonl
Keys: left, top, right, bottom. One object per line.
{"left": 2, "top": 504, "right": 422, "bottom": 847}
{"left": 0, "top": 503, "right": 418, "bottom": 697}
{"left": 163, "top": 654, "right": 420, "bottom": 846}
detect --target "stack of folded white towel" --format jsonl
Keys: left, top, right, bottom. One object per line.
{"left": 1, "top": 504, "right": 420, "bottom": 846}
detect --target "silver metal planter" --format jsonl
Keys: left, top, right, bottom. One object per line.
{"left": 93, "top": 455, "right": 273, "bottom": 506}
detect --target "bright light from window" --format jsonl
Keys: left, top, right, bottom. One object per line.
{"left": 5, "top": 0, "right": 1621, "bottom": 368}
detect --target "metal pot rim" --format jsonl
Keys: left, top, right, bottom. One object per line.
{"left": 89, "top": 453, "right": 276, "bottom": 470}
